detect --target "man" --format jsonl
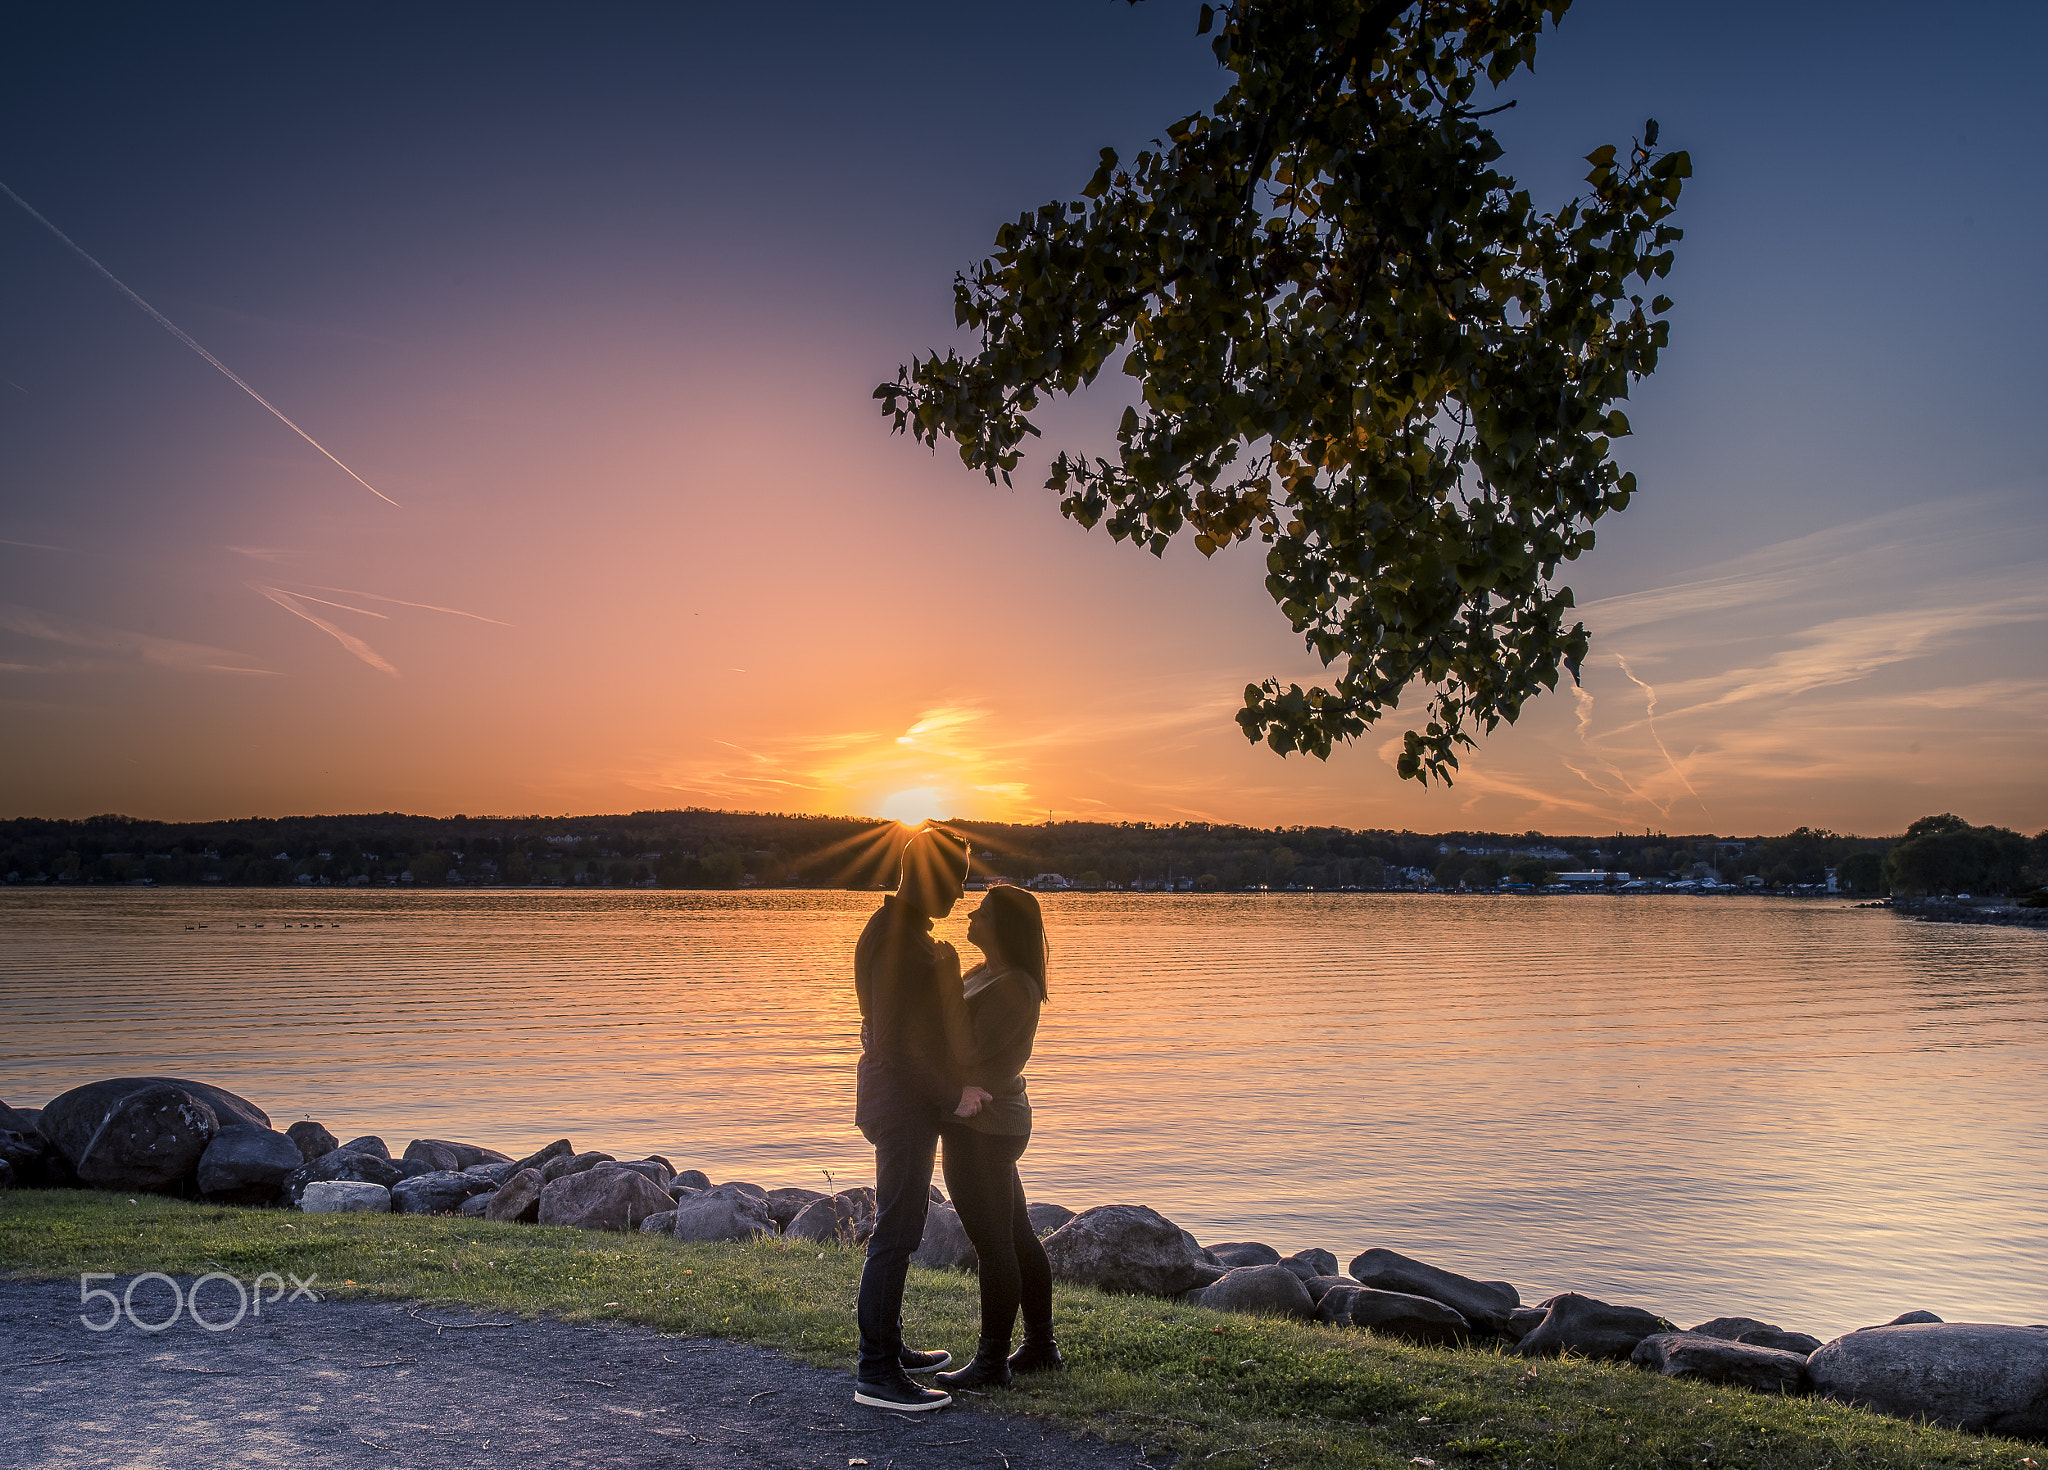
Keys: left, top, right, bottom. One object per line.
{"left": 850, "top": 824, "right": 989, "bottom": 1412}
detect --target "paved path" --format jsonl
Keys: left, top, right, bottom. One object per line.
{"left": 1, "top": 1278, "right": 1143, "bottom": 1469}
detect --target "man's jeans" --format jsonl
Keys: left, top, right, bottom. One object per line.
{"left": 855, "top": 1112, "right": 939, "bottom": 1381}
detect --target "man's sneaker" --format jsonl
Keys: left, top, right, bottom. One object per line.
{"left": 899, "top": 1347, "right": 952, "bottom": 1374}
{"left": 853, "top": 1374, "right": 952, "bottom": 1412}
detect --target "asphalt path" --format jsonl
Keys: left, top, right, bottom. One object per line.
{"left": 0, "top": 1277, "right": 1148, "bottom": 1469}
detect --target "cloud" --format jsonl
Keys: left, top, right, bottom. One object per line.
{"left": 250, "top": 586, "right": 398, "bottom": 676}
{"left": 0, "top": 602, "right": 279, "bottom": 676}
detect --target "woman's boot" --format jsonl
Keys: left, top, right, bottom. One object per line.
{"left": 936, "top": 1336, "right": 1013, "bottom": 1391}
{"left": 1007, "top": 1328, "right": 1064, "bottom": 1373}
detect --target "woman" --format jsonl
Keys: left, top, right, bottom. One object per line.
{"left": 935, "top": 883, "right": 1061, "bottom": 1390}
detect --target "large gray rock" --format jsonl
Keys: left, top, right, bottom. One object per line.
{"left": 1632, "top": 1332, "right": 1812, "bottom": 1393}
{"left": 1517, "top": 1293, "right": 1675, "bottom": 1360}
{"left": 0, "top": 1100, "right": 40, "bottom": 1134}
{"left": 391, "top": 1170, "right": 498, "bottom": 1215}
{"left": 73, "top": 1084, "right": 219, "bottom": 1191}
{"left": 1314, "top": 1284, "right": 1363, "bottom": 1325}
{"left": 1688, "top": 1317, "right": 1824, "bottom": 1355}
{"left": 786, "top": 1192, "right": 870, "bottom": 1245}
{"left": 484, "top": 1167, "right": 545, "bottom": 1223}
{"left": 509, "top": 1138, "right": 574, "bottom": 1174}
{"left": 765, "top": 1187, "right": 826, "bottom": 1229}
{"left": 1205, "top": 1241, "right": 1281, "bottom": 1270}
{"left": 1347, "top": 1288, "right": 1471, "bottom": 1346}
{"left": 1347, "top": 1248, "right": 1516, "bottom": 1332}
{"left": 1858, "top": 1309, "right": 1943, "bottom": 1330}
{"left": 1043, "top": 1205, "right": 1228, "bottom": 1298}
{"left": 457, "top": 1190, "right": 497, "bottom": 1218}
{"left": 1197, "top": 1264, "right": 1313, "bottom": 1319}
{"left": 300, "top": 1180, "right": 391, "bottom": 1214}
{"left": 338, "top": 1135, "right": 391, "bottom": 1160}
{"left": 1302, "top": 1274, "right": 1363, "bottom": 1305}
{"left": 39, "top": 1078, "right": 267, "bottom": 1175}
{"left": 911, "top": 1202, "right": 978, "bottom": 1271}
{"left": 716, "top": 1180, "right": 768, "bottom": 1200}
{"left": 1283, "top": 1248, "right": 1340, "bottom": 1282}
{"left": 667, "top": 1183, "right": 777, "bottom": 1242}
{"left": 595, "top": 1160, "right": 671, "bottom": 1188}
{"left": 404, "top": 1138, "right": 512, "bottom": 1172}
{"left": 672, "top": 1168, "right": 711, "bottom": 1192}
{"left": 0, "top": 1130, "right": 58, "bottom": 1189}
{"left": 1503, "top": 1306, "right": 1548, "bottom": 1343}
{"left": 1027, "top": 1202, "right": 1076, "bottom": 1237}
{"left": 537, "top": 1167, "right": 675, "bottom": 1232}
{"left": 196, "top": 1124, "right": 304, "bottom": 1202}
{"left": 639, "top": 1210, "right": 677, "bottom": 1234}
{"left": 538, "top": 1150, "right": 613, "bottom": 1185}
{"left": 284, "top": 1147, "right": 406, "bottom": 1204}
{"left": 285, "top": 1120, "right": 338, "bottom": 1162}
{"left": 1807, "top": 1323, "right": 2048, "bottom": 1436}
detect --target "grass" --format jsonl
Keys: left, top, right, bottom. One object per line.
{"left": 3, "top": 1189, "right": 2041, "bottom": 1470}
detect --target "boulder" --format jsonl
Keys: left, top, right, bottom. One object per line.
{"left": 300, "top": 1180, "right": 391, "bottom": 1214}
{"left": 1347, "top": 1248, "right": 1516, "bottom": 1333}
{"left": 1807, "top": 1323, "right": 2048, "bottom": 1436}
{"left": 338, "top": 1136, "right": 391, "bottom": 1160}
{"left": 672, "top": 1168, "right": 711, "bottom": 1192}
{"left": 639, "top": 1210, "right": 676, "bottom": 1234}
{"left": 538, "top": 1150, "right": 613, "bottom": 1185}
{"left": 1689, "top": 1318, "right": 1824, "bottom": 1355}
{"left": 764, "top": 1187, "right": 826, "bottom": 1229}
{"left": 1348, "top": 1287, "right": 1472, "bottom": 1346}
{"left": 911, "top": 1202, "right": 978, "bottom": 1271}
{"left": 0, "top": 1130, "right": 50, "bottom": 1186}
{"left": 1027, "top": 1202, "right": 1076, "bottom": 1237}
{"left": 1206, "top": 1241, "right": 1281, "bottom": 1269}
{"left": 388, "top": 1157, "right": 435, "bottom": 1181}
{"left": 484, "top": 1168, "right": 546, "bottom": 1224}
{"left": 196, "top": 1124, "right": 304, "bottom": 1202}
{"left": 0, "top": 1100, "right": 40, "bottom": 1133}
{"left": 1517, "top": 1293, "right": 1675, "bottom": 1360}
{"left": 1314, "top": 1284, "right": 1363, "bottom": 1325}
{"left": 1691, "top": 1315, "right": 1778, "bottom": 1340}
{"left": 1197, "top": 1264, "right": 1313, "bottom": 1319}
{"left": 509, "top": 1138, "right": 574, "bottom": 1174}
{"left": 1302, "top": 1274, "right": 1363, "bottom": 1305}
{"left": 716, "top": 1180, "right": 768, "bottom": 1200}
{"left": 1503, "top": 1306, "right": 1549, "bottom": 1343}
{"left": 392, "top": 1170, "right": 498, "bottom": 1215}
{"left": 73, "top": 1083, "right": 219, "bottom": 1191}
{"left": 284, "top": 1147, "right": 406, "bottom": 1205}
{"left": 285, "top": 1121, "right": 338, "bottom": 1163}
{"left": 1282, "top": 1248, "right": 1339, "bottom": 1281}
{"left": 594, "top": 1160, "right": 670, "bottom": 1188}
{"left": 1043, "top": 1205, "right": 1228, "bottom": 1298}
{"left": 786, "top": 1193, "right": 869, "bottom": 1245}
{"left": 1632, "top": 1332, "right": 1812, "bottom": 1393}
{"left": 668, "top": 1183, "right": 777, "bottom": 1242}
{"left": 404, "top": 1139, "right": 512, "bottom": 1172}
{"left": 457, "top": 1190, "right": 497, "bottom": 1218}
{"left": 38, "top": 1078, "right": 266, "bottom": 1172}
{"left": 537, "top": 1167, "right": 676, "bottom": 1232}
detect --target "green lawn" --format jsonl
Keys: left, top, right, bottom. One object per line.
{"left": 3, "top": 1190, "right": 2039, "bottom": 1469}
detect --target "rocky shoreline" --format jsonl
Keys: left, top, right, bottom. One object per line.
{"left": 5, "top": 1076, "right": 2045, "bottom": 1442}
{"left": 1890, "top": 896, "right": 2048, "bottom": 929}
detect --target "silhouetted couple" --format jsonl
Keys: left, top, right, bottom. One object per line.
{"left": 849, "top": 826, "right": 1059, "bottom": 1412}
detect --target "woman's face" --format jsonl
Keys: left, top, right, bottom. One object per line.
{"left": 966, "top": 901, "right": 998, "bottom": 959}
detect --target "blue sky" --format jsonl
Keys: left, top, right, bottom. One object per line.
{"left": 1, "top": 1, "right": 2041, "bottom": 833}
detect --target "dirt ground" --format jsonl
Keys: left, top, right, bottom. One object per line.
{"left": 0, "top": 1277, "right": 1150, "bottom": 1469}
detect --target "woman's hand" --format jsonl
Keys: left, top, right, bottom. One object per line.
{"left": 954, "top": 1085, "right": 992, "bottom": 1118}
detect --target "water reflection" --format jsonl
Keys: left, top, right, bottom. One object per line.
{"left": 1, "top": 888, "right": 2042, "bottom": 1338}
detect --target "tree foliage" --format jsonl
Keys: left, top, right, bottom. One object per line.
{"left": 880, "top": 0, "right": 1689, "bottom": 783}
{"left": 1884, "top": 814, "right": 2033, "bottom": 897}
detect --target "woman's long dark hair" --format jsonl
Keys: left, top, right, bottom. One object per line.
{"left": 984, "top": 884, "right": 1048, "bottom": 1000}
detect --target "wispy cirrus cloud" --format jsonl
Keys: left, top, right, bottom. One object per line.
{"left": 0, "top": 602, "right": 279, "bottom": 676}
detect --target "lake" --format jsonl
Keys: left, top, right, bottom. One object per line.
{"left": 3, "top": 888, "right": 2043, "bottom": 1339}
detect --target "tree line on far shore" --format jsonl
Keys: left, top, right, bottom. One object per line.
{"left": 1, "top": 810, "right": 2041, "bottom": 900}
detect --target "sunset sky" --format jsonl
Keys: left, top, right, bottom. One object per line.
{"left": 2, "top": 2, "right": 2042, "bottom": 836}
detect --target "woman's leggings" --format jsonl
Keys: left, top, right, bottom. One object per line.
{"left": 938, "top": 1123, "right": 1052, "bottom": 1346}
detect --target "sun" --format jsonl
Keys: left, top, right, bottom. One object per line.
{"left": 878, "top": 787, "right": 949, "bottom": 826}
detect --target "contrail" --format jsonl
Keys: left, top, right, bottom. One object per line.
{"left": 251, "top": 585, "right": 398, "bottom": 676}
{"left": 1, "top": 179, "right": 398, "bottom": 508}
{"left": 293, "top": 584, "right": 511, "bottom": 626}
{"left": 1613, "top": 651, "right": 1709, "bottom": 817}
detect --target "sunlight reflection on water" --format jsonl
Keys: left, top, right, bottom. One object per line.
{"left": 3, "top": 888, "right": 2043, "bottom": 1338}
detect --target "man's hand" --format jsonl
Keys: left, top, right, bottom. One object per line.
{"left": 955, "top": 1085, "right": 992, "bottom": 1118}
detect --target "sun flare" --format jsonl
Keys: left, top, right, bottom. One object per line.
{"left": 878, "top": 787, "right": 949, "bottom": 826}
